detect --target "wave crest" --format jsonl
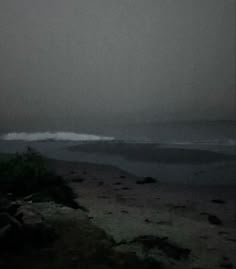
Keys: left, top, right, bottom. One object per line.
{"left": 1, "top": 132, "right": 114, "bottom": 142}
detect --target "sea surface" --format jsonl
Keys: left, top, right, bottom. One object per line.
{"left": 0, "top": 121, "right": 236, "bottom": 185}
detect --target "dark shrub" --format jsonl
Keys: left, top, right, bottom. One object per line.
{"left": 0, "top": 148, "right": 78, "bottom": 208}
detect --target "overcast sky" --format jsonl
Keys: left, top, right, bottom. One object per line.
{"left": 0, "top": 0, "right": 235, "bottom": 129}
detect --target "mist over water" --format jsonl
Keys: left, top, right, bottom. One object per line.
{"left": 0, "top": 0, "right": 235, "bottom": 185}
{"left": 0, "top": 0, "right": 235, "bottom": 128}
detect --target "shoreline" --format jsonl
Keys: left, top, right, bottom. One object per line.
{"left": 1, "top": 150, "right": 236, "bottom": 187}
{"left": 69, "top": 142, "right": 236, "bottom": 164}
{"left": 1, "top": 139, "right": 236, "bottom": 186}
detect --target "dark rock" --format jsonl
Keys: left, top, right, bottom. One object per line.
{"left": 156, "top": 220, "right": 172, "bottom": 225}
{"left": 224, "top": 237, "right": 236, "bottom": 243}
{"left": 199, "top": 235, "right": 209, "bottom": 239}
{"left": 15, "top": 205, "right": 44, "bottom": 227}
{"left": 218, "top": 231, "right": 228, "bottom": 235}
{"left": 121, "top": 210, "right": 129, "bottom": 214}
{"left": 0, "top": 212, "right": 22, "bottom": 244}
{"left": 98, "top": 195, "right": 109, "bottom": 199}
{"left": 0, "top": 224, "right": 12, "bottom": 239}
{"left": 169, "top": 205, "right": 187, "bottom": 210}
{"left": 106, "top": 212, "right": 113, "bottom": 215}
{"left": 0, "top": 212, "right": 23, "bottom": 235}
{"left": 200, "top": 212, "right": 209, "bottom": 216}
{"left": 71, "top": 177, "right": 84, "bottom": 183}
{"left": 211, "top": 199, "right": 225, "bottom": 204}
{"left": 223, "top": 256, "right": 229, "bottom": 261}
{"left": 208, "top": 215, "right": 222, "bottom": 225}
{"left": 136, "top": 177, "right": 157, "bottom": 184}
{"left": 131, "top": 235, "right": 190, "bottom": 260}
{"left": 16, "top": 205, "right": 55, "bottom": 247}
{"left": 200, "top": 212, "right": 223, "bottom": 225}
{"left": 220, "top": 262, "right": 233, "bottom": 268}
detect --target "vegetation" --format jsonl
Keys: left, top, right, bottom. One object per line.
{"left": 0, "top": 148, "right": 78, "bottom": 208}
{"left": 0, "top": 148, "right": 162, "bottom": 269}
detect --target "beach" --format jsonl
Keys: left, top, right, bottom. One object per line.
{"left": 47, "top": 158, "right": 236, "bottom": 269}
{"left": 0, "top": 0, "right": 235, "bottom": 266}
{"left": 0, "top": 135, "right": 236, "bottom": 268}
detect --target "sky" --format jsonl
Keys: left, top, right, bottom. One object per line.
{"left": 0, "top": 0, "right": 235, "bottom": 130}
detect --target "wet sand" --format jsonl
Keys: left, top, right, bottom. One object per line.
{"left": 69, "top": 142, "right": 236, "bottom": 164}
{"left": 68, "top": 143, "right": 236, "bottom": 186}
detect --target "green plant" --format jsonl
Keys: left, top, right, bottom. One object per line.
{"left": 0, "top": 148, "right": 78, "bottom": 208}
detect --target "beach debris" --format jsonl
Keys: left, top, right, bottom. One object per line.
{"left": 136, "top": 177, "right": 158, "bottom": 184}
{"left": 121, "top": 210, "right": 128, "bottom": 214}
{"left": 144, "top": 218, "right": 152, "bottom": 223}
{"left": 199, "top": 235, "right": 209, "bottom": 240}
{"left": 98, "top": 195, "right": 109, "bottom": 199}
{"left": 200, "top": 212, "right": 209, "bottom": 216}
{"left": 105, "top": 211, "right": 113, "bottom": 215}
{"left": 121, "top": 187, "right": 131, "bottom": 190}
{"left": 168, "top": 204, "right": 187, "bottom": 211}
{"left": 71, "top": 177, "right": 84, "bottom": 183}
{"left": 194, "top": 170, "right": 205, "bottom": 176}
{"left": 224, "top": 237, "right": 236, "bottom": 243}
{"left": 218, "top": 231, "right": 229, "bottom": 235}
{"left": 222, "top": 256, "right": 230, "bottom": 261}
{"left": 156, "top": 220, "right": 172, "bottom": 226}
{"left": 211, "top": 199, "right": 225, "bottom": 204}
{"left": 200, "top": 212, "right": 223, "bottom": 225}
{"left": 208, "top": 215, "right": 222, "bottom": 225}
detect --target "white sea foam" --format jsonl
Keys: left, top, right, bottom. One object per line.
{"left": 168, "top": 139, "right": 236, "bottom": 146}
{"left": 1, "top": 132, "right": 114, "bottom": 142}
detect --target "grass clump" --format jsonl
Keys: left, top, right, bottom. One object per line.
{"left": 0, "top": 148, "right": 78, "bottom": 208}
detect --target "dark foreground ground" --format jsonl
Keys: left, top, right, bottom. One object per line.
{"left": 0, "top": 151, "right": 236, "bottom": 269}
{"left": 0, "top": 151, "right": 163, "bottom": 269}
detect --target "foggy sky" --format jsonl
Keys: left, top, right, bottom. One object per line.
{"left": 0, "top": 0, "right": 235, "bottom": 129}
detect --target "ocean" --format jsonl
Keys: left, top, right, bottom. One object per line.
{"left": 0, "top": 121, "right": 236, "bottom": 185}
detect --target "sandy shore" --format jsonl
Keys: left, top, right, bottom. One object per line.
{"left": 67, "top": 142, "right": 236, "bottom": 185}
{"left": 48, "top": 159, "right": 236, "bottom": 269}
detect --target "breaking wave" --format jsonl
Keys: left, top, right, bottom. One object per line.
{"left": 1, "top": 132, "right": 114, "bottom": 142}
